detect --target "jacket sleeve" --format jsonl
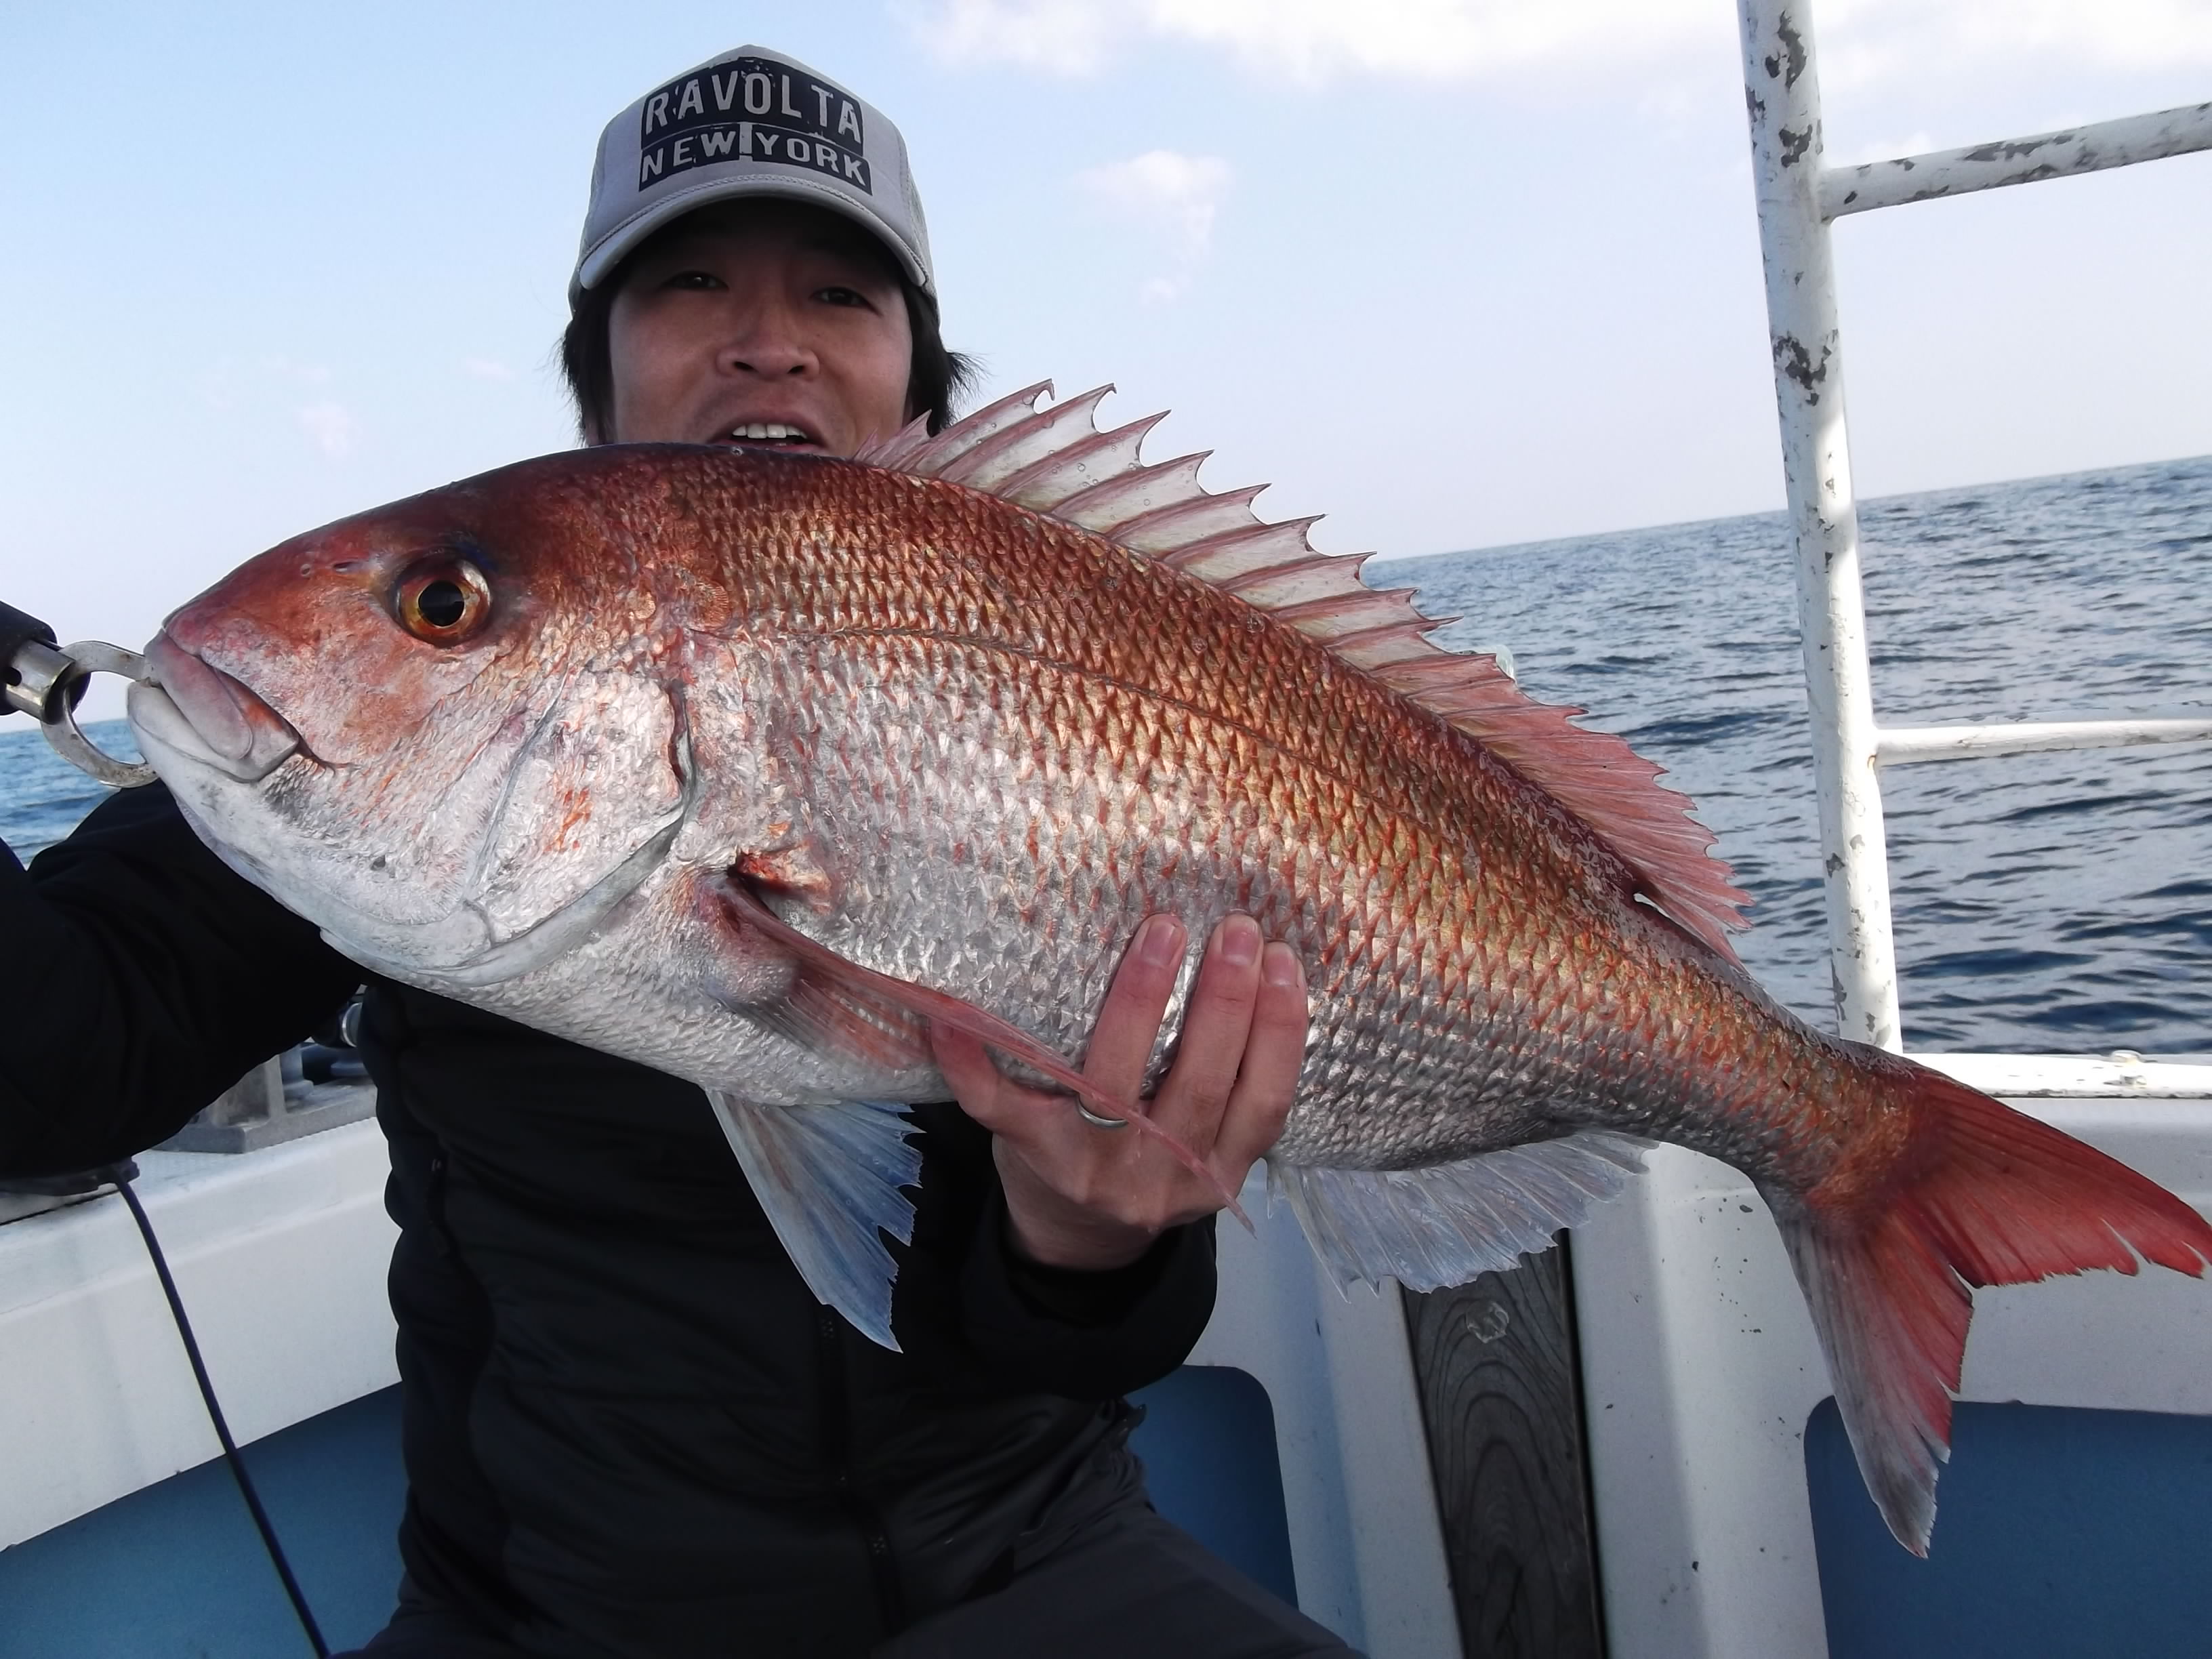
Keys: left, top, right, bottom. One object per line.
{"left": 0, "top": 781, "right": 361, "bottom": 1175}
{"left": 894, "top": 1101, "right": 1218, "bottom": 1398}
{"left": 959, "top": 1189, "right": 1218, "bottom": 1398}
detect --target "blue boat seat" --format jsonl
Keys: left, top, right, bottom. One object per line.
{"left": 0, "top": 1366, "right": 1296, "bottom": 1658}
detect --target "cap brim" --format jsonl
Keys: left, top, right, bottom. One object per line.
{"left": 571, "top": 173, "right": 930, "bottom": 304}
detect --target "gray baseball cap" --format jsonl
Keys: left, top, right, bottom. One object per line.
{"left": 571, "top": 45, "right": 934, "bottom": 305}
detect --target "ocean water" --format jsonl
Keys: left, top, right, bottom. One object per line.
{"left": 1371, "top": 452, "right": 2212, "bottom": 1051}
{"left": 3, "top": 454, "right": 2207, "bottom": 1052}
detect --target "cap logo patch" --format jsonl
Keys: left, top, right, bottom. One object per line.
{"left": 637, "top": 56, "right": 869, "bottom": 194}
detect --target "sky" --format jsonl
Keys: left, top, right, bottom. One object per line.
{"left": 5, "top": 0, "right": 2210, "bottom": 719}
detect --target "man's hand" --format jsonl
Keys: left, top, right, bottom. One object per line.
{"left": 933, "top": 913, "right": 1308, "bottom": 1271}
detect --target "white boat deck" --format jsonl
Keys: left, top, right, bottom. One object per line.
{"left": 7, "top": 1083, "right": 2211, "bottom": 1657}
{"left": 0, "top": 1112, "right": 1469, "bottom": 1654}
{"left": 0, "top": 1112, "right": 397, "bottom": 1555}
{"left": 1576, "top": 1090, "right": 2212, "bottom": 1658}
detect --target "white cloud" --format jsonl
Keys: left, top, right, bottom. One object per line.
{"left": 1145, "top": 0, "right": 1710, "bottom": 81}
{"left": 890, "top": 0, "right": 1124, "bottom": 73}
{"left": 1080, "top": 149, "right": 1232, "bottom": 257}
{"left": 900, "top": 0, "right": 1715, "bottom": 79}
{"left": 262, "top": 354, "right": 333, "bottom": 387}
{"left": 1077, "top": 148, "right": 1233, "bottom": 300}
{"left": 204, "top": 357, "right": 362, "bottom": 445}
{"left": 296, "top": 400, "right": 357, "bottom": 457}
{"left": 1820, "top": 0, "right": 2212, "bottom": 88}
{"left": 898, "top": 0, "right": 2212, "bottom": 82}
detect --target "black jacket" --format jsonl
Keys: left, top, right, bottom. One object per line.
{"left": 1, "top": 783, "right": 1216, "bottom": 1656}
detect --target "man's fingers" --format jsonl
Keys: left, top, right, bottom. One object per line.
{"left": 1078, "top": 914, "right": 1187, "bottom": 1100}
{"left": 1147, "top": 914, "right": 1265, "bottom": 1144}
{"left": 932, "top": 1024, "right": 1114, "bottom": 1174}
{"left": 1213, "top": 940, "right": 1308, "bottom": 1167}
{"left": 940, "top": 924, "right": 1311, "bottom": 1261}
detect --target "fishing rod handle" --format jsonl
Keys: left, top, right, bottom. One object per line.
{"left": 0, "top": 602, "right": 159, "bottom": 787}
{"left": 1, "top": 600, "right": 77, "bottom": 722}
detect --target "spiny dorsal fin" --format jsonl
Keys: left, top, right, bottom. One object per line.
{"left": 858, "top": 386, "right": 1751, "bottom": 960}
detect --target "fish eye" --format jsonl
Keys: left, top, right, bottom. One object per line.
{"left": 395, "top": 558, "right": 493, "bottom": 644}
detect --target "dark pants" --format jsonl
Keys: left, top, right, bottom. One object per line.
{"left": 874, "top": 1500, "right": 1356, "bottom": 1658}
{"left": 340, "top": 1505, "right": 1357, "bottom": 1659}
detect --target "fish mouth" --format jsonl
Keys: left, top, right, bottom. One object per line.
{"left": 128, "top": 632, "right": 302, "bottom": 783}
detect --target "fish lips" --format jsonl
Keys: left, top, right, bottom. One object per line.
{"left": 129, "top": 632, "right": 302, "bottom": 784}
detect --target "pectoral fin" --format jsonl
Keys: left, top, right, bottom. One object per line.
{"left": 708, "top": 1092, "right": 922, "bottom": 1351}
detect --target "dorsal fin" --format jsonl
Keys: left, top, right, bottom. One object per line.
{"left": 858, "top": 386, "right": 1751, "bottom": 960}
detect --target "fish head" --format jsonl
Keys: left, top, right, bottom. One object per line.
{"left": 129, "top": 450, "right": 698, "bottom": 987}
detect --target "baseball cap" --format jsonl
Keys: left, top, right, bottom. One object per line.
{"left": 571, "top": 45, "right": 934, "bottom": 305}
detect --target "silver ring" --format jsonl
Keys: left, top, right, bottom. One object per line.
{"left": 1075, "top": 1102, "right": 1130, "bottom": 1130}
{"left": 41, "top": 641, "right": 157, "bottom": 788}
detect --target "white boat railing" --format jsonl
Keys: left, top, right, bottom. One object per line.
{"left": 1736, "top": 0, "right": 2212, "bottom": 1074}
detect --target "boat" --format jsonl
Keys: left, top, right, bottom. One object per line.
{"left": 3, "top": 4, "right": 2209, "bottom": 1654}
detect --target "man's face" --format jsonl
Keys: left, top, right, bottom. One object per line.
{"left": 602, "top": 200, "right": 914, "bottom": 457}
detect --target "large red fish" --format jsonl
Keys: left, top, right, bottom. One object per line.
{"left": 127, "top": 383, "right": 2212, "bottom": 1552}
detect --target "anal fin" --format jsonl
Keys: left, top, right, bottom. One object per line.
{"left": 1273, "top": 1130, "right": 1646, "bottom": 1292}
{"left": 708, "top": 1092, "right": 922, "bottom": 1351}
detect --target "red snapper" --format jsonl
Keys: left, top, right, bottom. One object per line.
{"left": 127, "top": 384, "right": 2212, "bottom": 1552}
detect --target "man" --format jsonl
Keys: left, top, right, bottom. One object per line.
{"left": 0, "top": 43, "right": 1355, "bottom": 1658}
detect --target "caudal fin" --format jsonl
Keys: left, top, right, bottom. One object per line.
{"left": 1774, "top": 1067, "right": 2212, "bottom": 1554}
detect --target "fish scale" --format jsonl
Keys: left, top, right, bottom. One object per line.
{"left": 127, "top": 411, "right": 2212, "bottom": 1554}
{"left": 715, "top": 501, "right": 1732, "bottom": 1172}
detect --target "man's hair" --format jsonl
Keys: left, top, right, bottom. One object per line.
{"left": 558, "top": 252, "right": 977, "bottom": 445}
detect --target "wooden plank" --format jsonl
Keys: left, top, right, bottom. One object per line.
{"left": 1402, "top": 1237, "right": 1605, "bottom": 1658}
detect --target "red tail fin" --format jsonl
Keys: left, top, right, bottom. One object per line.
{"left": 1777, "top": 1067, "right": 2212, "bottom": 1554}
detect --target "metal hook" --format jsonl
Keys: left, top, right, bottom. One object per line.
{"left": 39, "top": 642, "right": 158, "bottom": 788}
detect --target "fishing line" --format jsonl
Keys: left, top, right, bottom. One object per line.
{"left": 4, "top": 615, "right": 322, "bottom": 1649}
{"left": 114, "top": 1175, "right": 331, "bottom": 1659}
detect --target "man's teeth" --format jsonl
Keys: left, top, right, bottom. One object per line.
{"left": 729, "top": 423, "right": 811, "bottom": 442}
